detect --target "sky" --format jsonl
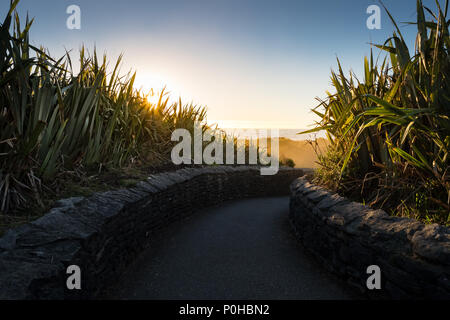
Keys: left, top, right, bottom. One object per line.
{"left": 1, "top": 0, "right": 441, "bottom": 129}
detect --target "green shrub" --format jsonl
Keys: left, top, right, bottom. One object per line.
{"left": 302, "top": 0, "right": 450, "bottom": 225}
{"left": 0, "top": 1, "right": 208, "bottom": 213}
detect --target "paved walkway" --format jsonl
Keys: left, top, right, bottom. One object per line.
{"left": 105, "top": 197, "right": 360, "bottom": 299}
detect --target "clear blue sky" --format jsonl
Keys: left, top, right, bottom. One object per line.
{"left": 1, "top": 0, "right": 443, "bottom": 129}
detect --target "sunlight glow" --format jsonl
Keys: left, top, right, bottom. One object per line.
{"left": 135, "top": 73, "right": 188, "bottom": 108}
{"left": 146, "top": 93, "right": 160, "bottom": 106}
{"left": 208, "top": 119, "right": 304, "bottom": 129}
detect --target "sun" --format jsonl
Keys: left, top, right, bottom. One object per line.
{"left": 134, "top": 73, "right": 179, "bottom": 107}
{"left": 146, "top": 92, "right": 161, "bottom": 106}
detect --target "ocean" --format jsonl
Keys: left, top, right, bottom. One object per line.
{"left": 220, "top": 128, "right": 325, "bottom": 141}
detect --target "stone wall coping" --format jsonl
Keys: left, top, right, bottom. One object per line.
{"left": 0, "top": 166, "right": 303, "bottom": 299}
{"left": 289, "top": 176, "right": 450, "bottom": 299}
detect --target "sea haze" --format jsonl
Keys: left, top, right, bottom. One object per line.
{"left": 220, "top": 128, "right": 325, "bottom": 141}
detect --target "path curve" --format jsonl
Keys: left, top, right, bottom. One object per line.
{"left": 105, "top": 197, "right": 361, "bottom": 299}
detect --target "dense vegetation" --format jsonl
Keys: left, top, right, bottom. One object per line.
{"left": 0, "top": 1, "right": 278, "bottom": 230}
{"left": 0, "top": 0, "right": 211, "bottom": 218}
{"left": 304, "top": 0, "right": 449, "bottom": 225}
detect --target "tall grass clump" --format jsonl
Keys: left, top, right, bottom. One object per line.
{"left": 0, "top": 1, "right": 209, "bottom": 214}
{"left": 302, "top": 0, "right": 450, "bottom": 225}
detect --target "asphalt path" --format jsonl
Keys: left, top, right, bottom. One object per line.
{"left": 105, "top": 197, "right": 361, "bottom": 300}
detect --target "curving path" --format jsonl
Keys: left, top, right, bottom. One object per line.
{"left": 105, "top": 197, "right": 361, "bottom": 300}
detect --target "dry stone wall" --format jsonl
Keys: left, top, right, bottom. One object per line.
{"left": 0, "top": 166, "right": 303, "bottom": 299}
{"left": 289, "top": 176, "right": 450, "bottom": 299}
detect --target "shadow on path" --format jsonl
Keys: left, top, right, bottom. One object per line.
{"left": 105, "top": 197, "right": 362, "bottom": 300}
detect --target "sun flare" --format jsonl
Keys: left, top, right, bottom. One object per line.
{"left": 146, "top": 93, "right": 160, "bottom": 106}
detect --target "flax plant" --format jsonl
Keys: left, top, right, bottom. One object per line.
{"left": 0, "top": 0, "right": 209, "bottom": 213}
{"left": 302, "top": 0, "right": 450, "bottom": 224}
